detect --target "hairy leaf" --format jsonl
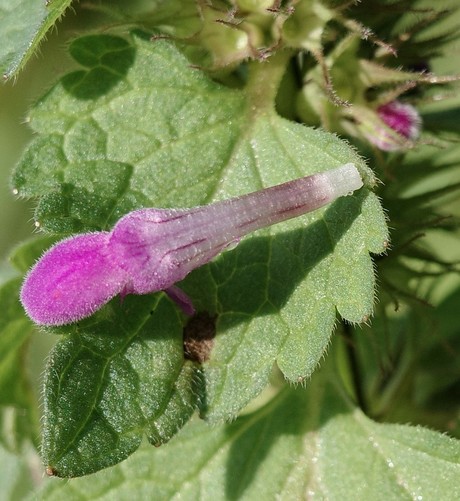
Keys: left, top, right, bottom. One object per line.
{"left": 12, "top": 32, "right": 388, "bottom": 473}
{"left": 35, "top": 351, "right": 460, "bottom": 500}
{"left": 42, "top": 293, "right": 199, "bottom": 477}
{"left": 0, "top": 0, "right": 73, "bottom": 80}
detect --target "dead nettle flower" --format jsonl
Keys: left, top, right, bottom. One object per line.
{"left": 366, "top": 100, "right": 422, "bottom": 152}
{"left": 21, "top": 163, "right": 363, "bottom": 326}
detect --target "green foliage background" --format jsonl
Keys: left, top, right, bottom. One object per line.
{"left": 0, "top": 0, "right": 459, "bottom": 499}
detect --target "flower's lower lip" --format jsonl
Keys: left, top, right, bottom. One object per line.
{"left": 20, "top": 232, "right": 127, "bottom": 326}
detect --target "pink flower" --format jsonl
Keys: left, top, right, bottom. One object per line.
{"left": 21, "top": 163, "right": 363, "bottom": 326}
{"left": 378, "top": 101, "right": 421, "bottom": 140}
{"left": 371, "top": 101, "right": 422, "bottom": 151}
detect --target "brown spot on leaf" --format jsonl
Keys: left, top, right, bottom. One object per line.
{"left": 183, "top": 312, "right": 217, "bottom": 363}
{"left": 45, "top": 465, "right": 57, "bottom": 477}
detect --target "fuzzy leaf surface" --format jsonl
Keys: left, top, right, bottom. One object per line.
{"left": 35, "top": 354, "right": 460, "bottom": 500}
{"left": 0, "top": 0, "right": 73, "bottom": 79}
{"left": 40, "top": 292, "right": 198, "bottom": 477}
{"left": 12, "top": 32, "right": 387, "bottom": 446}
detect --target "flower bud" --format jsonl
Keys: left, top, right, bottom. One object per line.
{"left": 353, "top": 101, "right": 421, "bottom": 152}
{"left": 377, "top": 101, "right": 421, "bottom": 144}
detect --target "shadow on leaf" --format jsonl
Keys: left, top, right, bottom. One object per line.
{"left": 223, "top": 360, "right": 351, "bottom": 500}
{"left": 62, "top": 35, "right": 136, "bottom": 99}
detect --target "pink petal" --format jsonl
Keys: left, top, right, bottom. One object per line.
{"left": 21, "top": 232, "right": 128, "bottom": 326}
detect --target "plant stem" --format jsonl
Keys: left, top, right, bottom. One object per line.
{"left": 245, "top": 48, "right": 294, "bottom": 114}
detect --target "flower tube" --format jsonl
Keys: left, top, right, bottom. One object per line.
{"left": 21, "top": 163, "right": 363, "bottom": 326}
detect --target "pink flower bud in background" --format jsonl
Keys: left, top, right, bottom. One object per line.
{"left": 20, "top": 163, "right": 363, "bottom": 326}
{"left": 349, "top": 101, "right": 422, "bottom": 152}
{"left": 377, "top": 101, "right": 421, "bottom": 142}
{"left": 371, "top": 101, "right": 422, "bottom": 151}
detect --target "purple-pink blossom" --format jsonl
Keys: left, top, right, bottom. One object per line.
{"left": 377, "top": 101, "right": 421, "bottom": 141}
{"left": 371, "top": 100, "right": 421, "bottom": 151}
{"left": 20, "top": 163, "right": 363, "bottom": 326}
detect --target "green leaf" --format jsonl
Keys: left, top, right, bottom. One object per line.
{"left": 34, "top": 350, "right": 460, "bottom": 500}
{"left": 0, "top": 278, "right": 33, "bottom": 407}
{"left": 13, "top": 33, "right": 388, "bottom": 464}
{"left": 0, "top": 277, "right": 39, "bottom": 450}
{"left": 42, "top": 293, "right": 199, "bottom": 477}
{"left": 356, "top": 288, "right": 460, "bottom": 435}
{"left": 0, "top": 0, "right": 73, "bottom": 80}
